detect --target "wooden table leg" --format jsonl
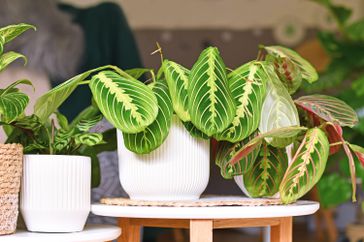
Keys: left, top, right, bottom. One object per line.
{"left": 271, "top": 217, "right": 292, "bottom": 242}
{"left": 117, "top": 218, "right": 141, "bottom": 242}
{"left": 190, "top": 220, "right": 213, "bottom": 242}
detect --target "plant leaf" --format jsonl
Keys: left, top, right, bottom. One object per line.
{"left": 279, "top": 128, "right": 329, "bottom": 204}
{"left": 317, "top": 173, "right": 352, "bottom": 208}
{"left": 0, "top": 91, "right": 29, "bottom": 123}
{"left": 243, "top": 142, "right": 288, "bottom": 197}
{"left": 264, "top": 45, "right": 318, "bottom": 83}
{"left": 0, "top": 51, "right": 27, "bottom": 72}
{"left": 349, "top": 143, "right": 364, "bottom": 166}
{"left": 3, "top": 79, "right": 33, "bottom": 92}
{"left": 0, "top": 23, "right": 35, "bottom": 44}
{"left": 125, "top": 68, "right": 152, "bottom": 80}
{"left": 182, "top": 121, "right": 209, "bottom": 140}
{"left": 76, "top": 114, "right": 103, "bottom": 132}
{"left": 122, "top": 79, "right": 173, "bottom": 154}
{"left": 259, "top": 65, "right": 300, "bottom": 147}
{"left": 90, "top": 70, "right": 158, "bottom": 133}
{"left": 74, "top": 133, "right": 104, "bottom": 146}
{"left": 55, "top": 112, "right": 69, "bottom": 130}
{"left": 70, "top": 105, "right": 100, "bottom": 128}
{"left": 216, "top": 133, "right": 260, "bottom": 179}
{"left": 188, "top": 46, "right": 236, "bottom": 136}
{"left": 295, "top": 94, "right": 358, "bottom": 127}
{"left": 266, "top": 55, "right": 302, "bottom": 94}
{"left": 164, "top": 60, "right": 191, "bottom": 122}
{"left": 229, "top": 126, "right": 307, "bottom": 165}
{"left": 215, "top": 61, "right": 267, "bottom": 142}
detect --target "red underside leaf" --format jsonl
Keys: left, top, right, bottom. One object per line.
{"left": 349, "top": 143, "right": 364, "bottom": 167}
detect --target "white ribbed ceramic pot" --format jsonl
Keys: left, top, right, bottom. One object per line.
{"left": 117, "top": 117, "right": 210, "bottom": 201}
{"left": 20, "top": 155, "right": 91, "bottom": 232}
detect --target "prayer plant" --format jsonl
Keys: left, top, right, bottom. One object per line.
{"left": 34, "top": 41, "right": 364, "bottom": 204}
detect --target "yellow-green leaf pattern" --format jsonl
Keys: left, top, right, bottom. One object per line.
{"left": 122, "top": 79, "right": 173, "bottom": 154}
{"left": 90, "top": 70, "right": 158, "bottom": 133}
{"left": 215, "top": 61, "right": 267, "bottom": 142}
{"left": 279, "top": 128, "right": 329, "bottom": 204}
{"left": 188, "top": 47, "right": 236, "bottom": 136}
{"left": 164, "top": 60, "right": 191, "bottom": 122}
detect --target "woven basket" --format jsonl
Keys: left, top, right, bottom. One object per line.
{"left": 0, "top": 144, "right": 23, "bottom": 235}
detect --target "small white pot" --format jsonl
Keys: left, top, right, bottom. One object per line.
{"left": 20, "top": 155, "right": 91, "bottom": 232}
{"left": 118, "top": 117, "right": 210, "bottom": 201}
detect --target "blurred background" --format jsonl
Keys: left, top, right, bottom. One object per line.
{"left": 2, "top": 0, "right": 364, "bottom": 241}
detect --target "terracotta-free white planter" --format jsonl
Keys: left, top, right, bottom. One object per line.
{"left": 20, "top": 155, "right": 91, "bottom": 232}
{"left": 117, "top": 116, "right": 210, "bottom": 201}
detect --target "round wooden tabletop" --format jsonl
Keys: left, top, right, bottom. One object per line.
{"left": 0, "top": 224, "right": 121, "bottom": 242}
{"left": 91, "top": 197, "right": 319, "bottom": 219}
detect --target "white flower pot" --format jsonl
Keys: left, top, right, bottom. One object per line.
{"left": 117, "top": 117, "right": 210, "bottom": 201}
{"left": 20, "top": 155, "right": 91, "bottom": 232}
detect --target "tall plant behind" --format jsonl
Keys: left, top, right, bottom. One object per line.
{"left": 306, "top": 0, "right": 364, "bottom": 208}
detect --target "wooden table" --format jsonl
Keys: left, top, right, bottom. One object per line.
{"left": 0, "top": 224, "right": 121, "bottom": 242}
{"left": 92, "top": 200, "right": 319, "bottom": 242}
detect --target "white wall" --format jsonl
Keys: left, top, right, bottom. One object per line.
{"left": 61, "top": 0, "right": 364, "bottom": 30}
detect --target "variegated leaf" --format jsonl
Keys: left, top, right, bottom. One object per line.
{"left": 215, "top": 61, "right": 267, "bottom": 142}
{"left": 229, "top": 126, "right": 307, "bottom": 166}
{"left": 242, "top": 142, "right": 288, "bottom": 197}
{"left": 266, "top": 54, "right": 302, "bottom": 94}
{"left": 90, "top": 70, "right": 158, "bottom": 133}
{"left": 295, "top": 95, "right": 358, "bottom": 127}
{"left": 0, "top": 91, "right": 28, "bottom": 123}
{"left": 76, "top": 114, "right": 103, "bottom": 132}
{"left": 122, "top": 79, "right": 173, "bottom": 154}
{"left": 259, "top": 64, "right": 300, "bottom": 148}
{"left": 280, "top": 128, "right": 329, "bottom": 204}
{"left": 182, "top": 121, "right": 209, "bottom": 140}
{"left": 216, "top": 133, "right": 260, "bottom": 179}
{"left": 0, "top": 23, "right": 35, "bottom": 44}
{"left": 264, "top": 45, "right": 318, "bottom": 83}
{"left": 188, "top": 47, "right": 236, "bottom": 136}
{"left": 164, "top": 60, "right": 191, "bottom": 122}
{"left": 0, "top": 51, "right": 27, "bottom": 72}
{"left": 349, "top": 143, "right": 364, "bottom": 166}
{"left": 74, "top": 133, "right": 104, "bottom": 146}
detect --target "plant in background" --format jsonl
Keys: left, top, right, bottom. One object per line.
{"left": 304, "top": 0, "right": 364, "bottom": 208}
{"left": 0, "top": 23, "right": 35, "bottom": 124}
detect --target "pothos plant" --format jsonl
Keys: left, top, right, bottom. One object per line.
{"left": 35, "top": 42, "right": 364, "bottom": 204}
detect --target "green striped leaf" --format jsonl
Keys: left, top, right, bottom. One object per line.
{"left": 122, "top": 79, "right": 173, "bottom": 154}
{"left": 216, "top": 133, "right": 260, "bottom": 179}
{"left": 188, "top": 47, "right": 236, "bottom": 136}
{"left": 182, "top": 121, "right": 209, "bottom": 140}
{"left": 0, "top": 91, "right": 28, "bottom": 123}
{"left": 0, "top": 51, "right": 27, "bottom": 72}
{"left": 242, "top": 142, "right": 288, "bottom": 197}
{"left": 264, "top": 45, "right": 318, "bottom": 84}
{"left": 0, "top": 23, "right": 35, "bottom": 44}
{"left": 76, "top": 114, "right": 103, "bottom": 132}
{"left": 295, "top": 95, "right": 358, "bottom": 127}
{"left": 90, "top": 70, "right": 158, "bottom": 133}
{"left": 280, "top": 128, "right": 329, "bottom": 204}
{"left": 215, "top": 61, "right": 267, "bottom": 142}
{"left": 164, "top": 60, "right": 191, "bottom": 122}
{"left": 74, "top": 133, "right": 104, "bottom": 146}
{"left": 259, "top": 65, "right": 300, "bottom": 148}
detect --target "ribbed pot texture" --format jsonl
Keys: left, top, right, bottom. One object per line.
{"left": 20, "top": 155, "right": 91, "bottom": 232}
{"left": 118, "top": 117, "right": 210, "bottom": 201}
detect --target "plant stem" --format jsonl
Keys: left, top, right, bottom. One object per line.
{"left": 79, "top": 80, "right": 90, "bottom": 85}
{"left": 151, "top": 42, "right": 164, "bottom": 64}
{"left": 50, "top": 119, "right": 55, "bottom": 155}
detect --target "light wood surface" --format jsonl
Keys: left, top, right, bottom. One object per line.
{"left": 271, "top": 217, "right": 293, "bottom": 242}
{"left": 190, "top": 220, "right": 213, "bottom": 242}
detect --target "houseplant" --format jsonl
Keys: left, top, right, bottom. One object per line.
{"left": 36, "top": 43, "right": 364, "bottom": 203}
{"left": 215, "top": 45, "right": 364, "bottom": 204}
{"left": 0, "top": 23, "right": 35, "bottom": 235}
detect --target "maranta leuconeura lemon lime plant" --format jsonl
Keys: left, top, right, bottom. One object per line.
{"left": 35, "top": 43, "right": 364, "bottom": 204}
